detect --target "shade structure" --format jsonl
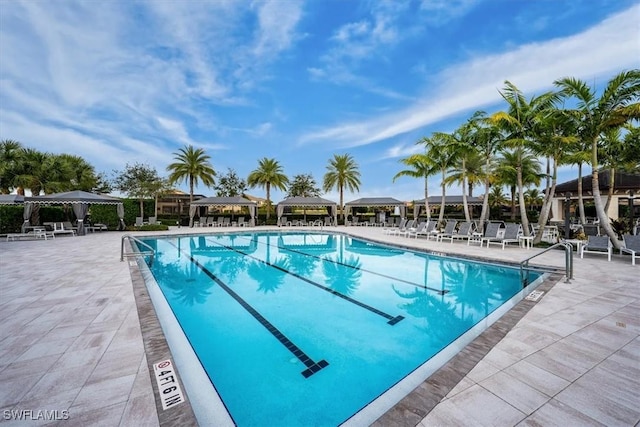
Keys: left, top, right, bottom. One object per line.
{"left": 413, "top": 195, "right": 484, "bottom": 218}
{"left": 554, "top": 170, "right": 640, "bottom": 196}
{"left": 190, "top": 196, "right": 258, "bottom": 226}
{"left": 276, "top": 196, "right": 338, "bottom": 225}
{"left": 0, "top": 194, "right": 24, "bottom": 205}
{"left": 24, "top": 190, "right": 124, "bottom": 235}
{"left": 344, "top": 197, "right": 406, "bottom": 219}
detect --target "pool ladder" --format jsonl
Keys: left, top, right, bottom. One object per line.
{"left": 121, "top": 234, "right": 155, "bottom": 266}
{"left": 519, "top": 242, "right": 573, "bottom": 286}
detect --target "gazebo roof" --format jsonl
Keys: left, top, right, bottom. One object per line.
{"left": 25, "top": 190, "right": 123, "bottom": 205}
{"left": 277, "top": 196, "right": 337, "bottom": 207}
{"left": 345, "top": 197, "right": 404, "bottom": 207}
{"left": 190, "top": 196, "right": 257, "bottom": 206}
{"left": 0, "top": 194, "right": 24, "bottom": 205}
{"left": 554, "top": 170, "right": 640, "bottom": 195}
{"left": 414, "top": 196, "right": 484, "bottom": 206}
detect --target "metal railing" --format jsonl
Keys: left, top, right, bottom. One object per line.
{"left": 520, "top": 242, "right": 573, "bottom": 286}
{"left": 121, "top": 234, "right": 155, "bottom": 266}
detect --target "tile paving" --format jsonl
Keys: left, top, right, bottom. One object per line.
{"left": 0, "top": 226, "right": 638, "bottom": 426}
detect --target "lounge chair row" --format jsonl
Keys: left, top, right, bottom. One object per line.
{"left": 279, "top": 217, "right": 333, "bottom": 227}
{"left": 198, "top": 216, "right": 251, "bottom": 227}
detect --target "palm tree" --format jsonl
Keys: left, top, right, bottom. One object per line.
{"left": 167, "top": 145, "right": 216, "bottom": 204}
{"left": 489, "top": 185, "right": 508, "bottom": 215}
{"left": 491, "top": 81, "right": 558, "bottom": 235}
{"left": 472, "top": 113, "right": 504, "bottom": 226}
{"left": 421, "top": 135, "right": 456, "bottom": 224}
{"left": 247, "top": 157, "right": 288, "bottom": 221}
{"left": 0, "top": 139, "right": 23, "bottom": 194}
{"left": 393, "top": 152, "right": 436, "bottom": 220}
{"left": 495, "top": 148, "right": 543, "bottom": 221}
{"left": 323, "top": 154, "right": 361, "bottom": 222}
{"left": 555, "top": 70, "right": 640, "bottom": 248}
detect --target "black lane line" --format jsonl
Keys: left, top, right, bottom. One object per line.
{"left": 167, "top": 240, "right": 328, "bottom": 378}
{"left": 204, "top": 237, "right": 404, "bottom": 326}
{"left": 237, "top": 234, "right": 448, "bottom": 295}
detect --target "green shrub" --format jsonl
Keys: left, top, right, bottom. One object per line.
{"left": 0, "top": 206, "right": 23, "bottom": 234}
{"left": 126, "top": 224, "right": 169, "bottom": 232}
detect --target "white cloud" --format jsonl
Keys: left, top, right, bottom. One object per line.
{"left": 299, "top": 5, "right": 640, "bottom": 148}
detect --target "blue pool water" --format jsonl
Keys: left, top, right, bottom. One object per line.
{"left": 138, "top": 232, "right": 541, "bottom": 426}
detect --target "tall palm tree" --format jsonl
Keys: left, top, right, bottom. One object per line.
{"left": 472, "top": 113, "right": 504, "bottom": 226}
{"left": 323, "top": 154, "right": 361, "bottom": 222}
{"left": 555, "top": 70, "right": 640, "bottom": 248}
{"left": 495, "top": 148, "right": 543, "bottom": 221}
{"left": 58, "top": 154, "right": 99, "bottom": 191}
{"left": 491, "top": 81, "right": 558, "bottom": 235}
{"left": 393, "top": 152, "right": 436, "bottom": 220}
{"left": 247, "top": 157, "right": 288, "bottom": 220}
{"left": 422, "top": 135, "right": 456, "bottom": 224}
{"left": 167, "top": 145, "right": 216, "bottom": 204}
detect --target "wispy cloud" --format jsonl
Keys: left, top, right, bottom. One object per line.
{"left": 419, "top": 0, "right": 481, "bottom": 25}
{"left": 299, "top": 5, "right": 639, "bottom": 150}
{"left": 0, "top": 0, "right": 303, "bottom": 175}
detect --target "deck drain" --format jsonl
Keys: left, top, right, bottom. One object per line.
{"left": 525, "top": 290, "right": 544, "bottom": 301}
{"left": 616, "top": 322, "right": 626, "bottom": 328}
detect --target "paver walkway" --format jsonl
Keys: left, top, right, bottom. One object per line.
{"left": 0, "top": 226, "right": 637, "bottom": 426}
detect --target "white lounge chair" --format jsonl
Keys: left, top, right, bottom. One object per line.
{"left": 480, "top": 222, "right": 504, "bottom": 247}
{"left": 580, "top": 235, "right": 612, "bottom": 261}
{"left": 435, "top": 220, "right": 458, "bottom": 242}
{"left": 620, "top": 234, "right": 639, "bottom": 266}
{"left": 485, "top": 223, "right": 522, "bottom": 249}
{"left": 441, "top": 221, "right": 475, "bottom": 244}
{"left": 53, "top": 222, "right": 76, "bottom": 237}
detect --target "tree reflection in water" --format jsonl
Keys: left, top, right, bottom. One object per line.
{"left": 153, "top": 258, "right": 214, "bottom": 306}
{"left": 392, "top": 283, "right": 462, "bottom": 346}
{"left": 322, "top": 254, "right": 362, "bottom": 296}
{"left": 248, "top": 256, "right": 291, "bottom": 294}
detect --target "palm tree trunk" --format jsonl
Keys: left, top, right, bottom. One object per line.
{"left": 461, "top": 159, "right": 470, "bottom": 222}
{"left": 578, "top": 163, "right": 586, "bottom": 224}
{"left": 189, "top": 176, "right": 194, "bottom": 227}
{"left": 340, "top": 186, "right": 344, "bottom": 222}
{"left": 423, "top": 176, "right": 430, "bottom": 220}
{"left": 266, "top": 183, "right": 271, "bottom": 221}
{"left": 439, "top": 167, "right": 446, "bottom": 224}
{"left": 517, "top": 165, "right": 530, "bottom": 236}
{"left": 535, "top": 157, "right": 558, "bottom": 244}
{"left": 591, "top": 140, "right": 620, "bottom": 249}
{"left": 510, "top": 186, "right": 516, "bottom": 220}
{"left": 604, "top": 167, "right": 615, "bottom": 213}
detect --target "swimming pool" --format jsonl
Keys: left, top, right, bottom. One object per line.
{"left": 136, "top": 231, "right": 543, "bottom": 426}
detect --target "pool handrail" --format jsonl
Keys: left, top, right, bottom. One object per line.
{"left": 520, "top": 241, "right": 572, "bottom": 286}
{"left": 121, "top": 234, "right": 155, "bottom": 266}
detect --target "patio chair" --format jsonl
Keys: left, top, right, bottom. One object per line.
{"left": 324, "top": 217, "right": 332, "bottom": 226}
{"left": 223, "top": 217, "right": 231, "bottom": 227}
{"left": 135, "top": 217, "right": 144, "bottom": 227}
{"left": 215, "top": 217, "right": 224, "bottom": 227}
{"left": 390, "top": 219, "right": 415, "bottom": 236}
{"left": 237, "top": 217, "right": 246, "bottom": 227}
{"left": 484, "top": 222, "right": 522, "bottom": 249}
{"left": 580, "top": 235, "right": 612, "bottom": 261}
{"left": 350, "top": 217, "right": 359, "bottom": 226}
{"left": 480, "top": 222, "right": 504, "bottom": 247}
{"left": 148, "top": 216, "right": 159, "bottom": 225}
{"left": 442, "top": 221, "right": 475, "bottom": 244}
{"left": 620, "top": 234, "right": 639, "bottom": 266}
{"left": 384, "top": 218, "right": 406, "bottom": 234}
{"left": 434, "top": 220, "right": 458, "bottom": 242}
{"left": 198, "top": 216, "right": 207, "bottom": 227}
{"left": 53, "top": 222, "right": 76, "bottom": 237}
{"left": 406, "top": 221, "right": 427, "bottom": 238}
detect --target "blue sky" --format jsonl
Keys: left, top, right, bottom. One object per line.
{"left": 1, "top": 0, "right": 638, "bottom": 202}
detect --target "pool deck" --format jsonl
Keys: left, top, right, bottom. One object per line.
{"left": 0, "top": 226, "right": 638, "bottom": 426}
